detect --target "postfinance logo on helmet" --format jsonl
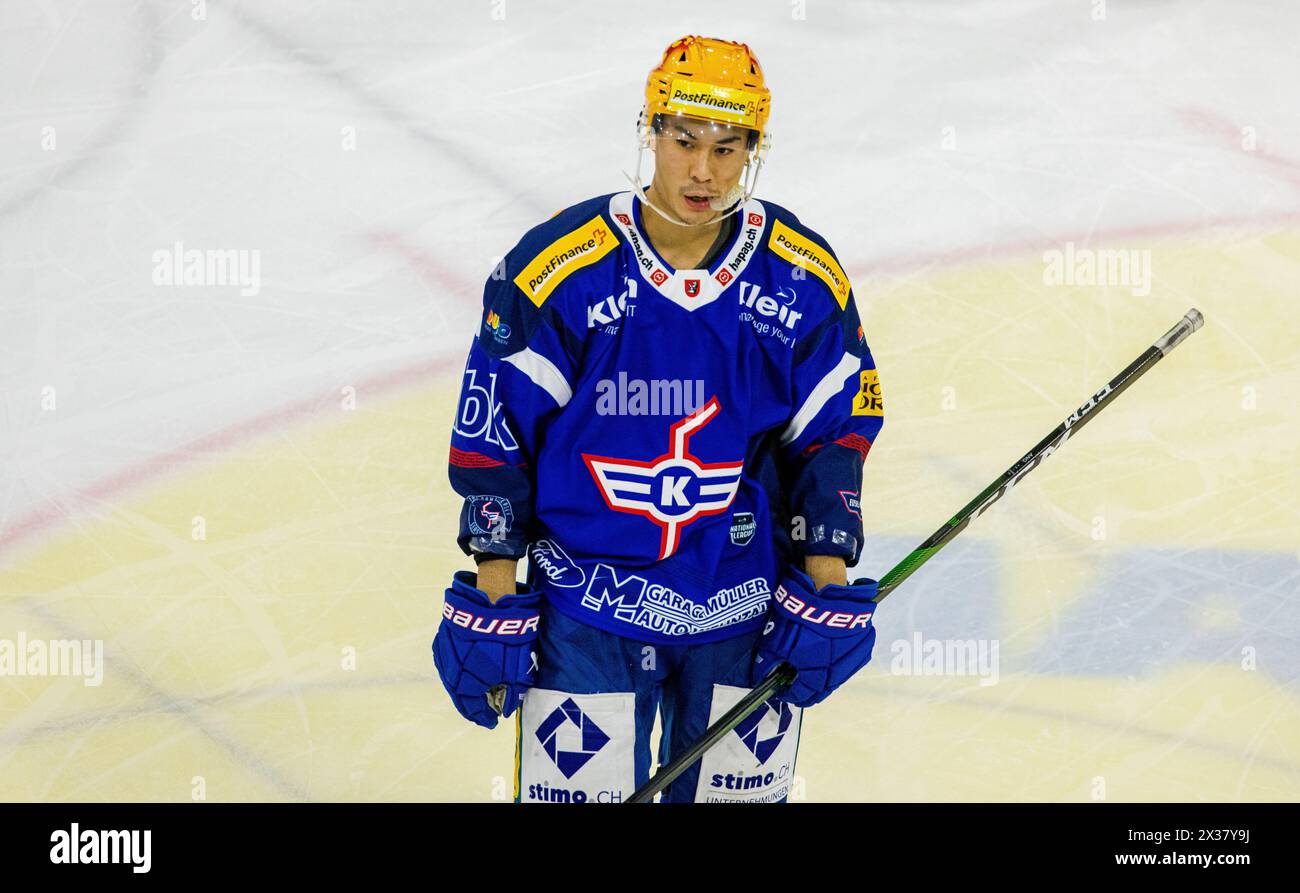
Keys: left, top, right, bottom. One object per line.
{"left": 626, "top": 35, "right": 774, "bottom": 226}
{"left": 664, "top": 78, "right": 761, "bottom": 129}
{"left": 645, "top": 36, "right": 770, "bottom": 143}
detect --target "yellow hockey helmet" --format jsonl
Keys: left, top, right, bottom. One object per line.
{"left": 643, "top": 36, "right": 771, "bottom": 150}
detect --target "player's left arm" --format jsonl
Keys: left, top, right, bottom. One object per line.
{"left": 754, "top": 281, "right": 884, "bottom": 708}
{"left": 777, "top": 286, "right": 883, "bottom": 573}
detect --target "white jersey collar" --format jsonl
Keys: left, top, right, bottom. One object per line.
{"left": 607, "top": 192, "right": 768, "bottom": 312}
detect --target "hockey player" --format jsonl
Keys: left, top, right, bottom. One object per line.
{"left": 434, "top": 35, "right": 884, "bottom": 803}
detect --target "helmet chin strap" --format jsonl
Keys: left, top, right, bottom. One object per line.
{"left": 709, "top": 181, "right": 748, "bottom": 212}
{"left": 621, "top": 127, "right": 769, "bottom": 228}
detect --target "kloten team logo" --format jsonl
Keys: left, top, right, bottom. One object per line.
{"left": 582, "top": 397, "right": 743, "bottom": 560}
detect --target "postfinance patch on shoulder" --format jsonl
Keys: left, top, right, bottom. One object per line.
{"left": 768, "top": 220, "right": 851, "bottom": 310}
{"left": 514, "top": 217, "right": 618, "bottom": 307}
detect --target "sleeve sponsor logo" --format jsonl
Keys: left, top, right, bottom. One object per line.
{"left": 466, "top": 494, "right": 514, "bottom": 537}
{"left": 852, "top": 368, "right": 883, "bottom": 417}
{"left": 768, "top": 219, "right": 851, "bottom": 310}
{"left": 838, "top": 490, "right": 862, "bottom": 518}
{"left": 483, "top": 309, "right": 511, "bottom": 343}
{"left": 664, "top": 78, "right": 761, "bottom": 128}
{"left": 454, "top": 368, "right": 520, "bottom": 451}
{"left": 513, "top": 216, "right": 618, "bottom": 307}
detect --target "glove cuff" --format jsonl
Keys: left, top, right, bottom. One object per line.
{"left": 816, "top": 576, "right": 879, "bottom": 604}
{"left": 442, "top": 571, "right": 542, "bottom": 643}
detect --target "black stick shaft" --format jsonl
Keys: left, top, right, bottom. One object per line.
{"left": 627, "top": 309, "right": 1204, "bottom": 804}
{"left": 624, "top": 662, "right": 796, "bottom": 804}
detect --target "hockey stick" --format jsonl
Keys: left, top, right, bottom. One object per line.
{"left": 627, "top": 308, "right": 1205, "bottom": 803}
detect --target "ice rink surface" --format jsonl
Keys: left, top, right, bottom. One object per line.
{"left": 1, "top": 0, "right": 1297, "bottom": 801}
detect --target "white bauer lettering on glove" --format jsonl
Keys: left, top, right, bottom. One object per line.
{"left": 751, "top": 568, "right": 878, "bottom": 708}
{"left": 432, "top": 570, "right": 541, "bottom": 729}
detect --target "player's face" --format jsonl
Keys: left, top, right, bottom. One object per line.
{"left": 650, "top": 116, "right": 751, "bottom": 221}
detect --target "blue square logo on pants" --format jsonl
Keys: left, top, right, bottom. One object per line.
{"left": 519, "top": 688, "right": 634, "bottom": 803}
{"left": 535, "top": 697, "right": 611, "bottom": 778}
{"left": 734, "top": 698, "right": 795, "bottom": 764}
{"left": 695, "top": 685, "right": 802, "bottom": 803}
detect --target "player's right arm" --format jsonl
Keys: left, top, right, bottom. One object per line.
{"left": 435, "top": 211, "right": 611, "bottom": 726}
{"left": 448, "top": 245, "right": 585, "bottom": 598}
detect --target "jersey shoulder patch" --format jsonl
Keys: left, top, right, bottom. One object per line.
{"left": 761, "top": 201, "right": 852, "bottom": 311}
{"left": 510, "top": 194, "right": 621, "bottom": 308}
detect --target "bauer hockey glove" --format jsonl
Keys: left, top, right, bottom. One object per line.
{"left": 432, "top": 570, "right": 541, "bottom": 729}
{"left": 752, "top": 568, "right": 878, "bottom": 709}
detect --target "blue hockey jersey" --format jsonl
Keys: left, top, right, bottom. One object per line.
{"left": 449, "top": 191, "right": 884, "bottom": 645}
